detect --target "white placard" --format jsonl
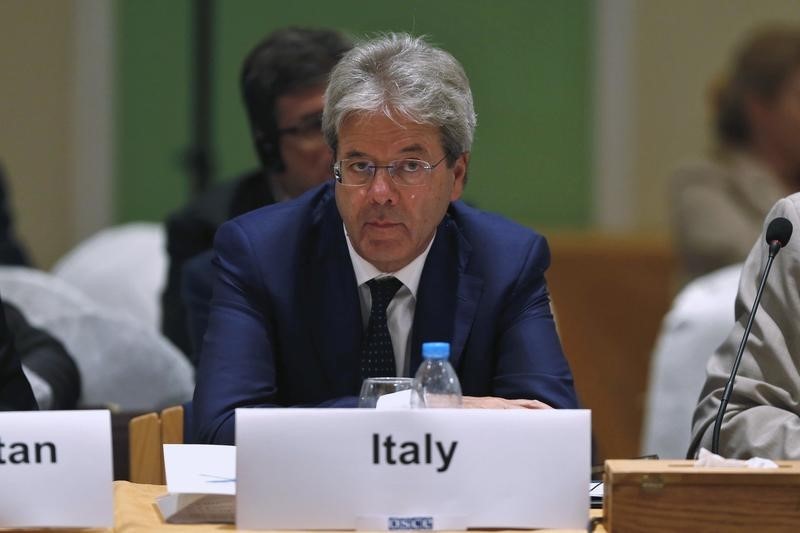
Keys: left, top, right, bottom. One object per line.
{"left": 158, "top": 444, "right": 236, "bottom": 524}
{"left": 163, "top": 444, "right": 236, "bottom": 495}
{"left": 236, "top": 408, "right": 590, "bottom": 530}
{"left": 0, "top": 410, "right": 113, "bottom": 528}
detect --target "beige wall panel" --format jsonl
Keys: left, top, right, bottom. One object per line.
{"left": 0, "top": 0, "right": 75, "bottom": 267}
{"left": 632, "top": 0, "right": 800, "bottom": 232}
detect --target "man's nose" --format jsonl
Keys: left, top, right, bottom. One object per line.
{"left": 366, "top": 168, "right": 397, "bottom": 204}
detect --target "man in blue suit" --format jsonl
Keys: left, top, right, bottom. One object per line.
{"left": 193, "top": 33, "right": 578, "bottom": 444}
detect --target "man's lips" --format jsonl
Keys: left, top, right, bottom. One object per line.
{"left": 365, "top": 220, "right": 401, "bottom": 228}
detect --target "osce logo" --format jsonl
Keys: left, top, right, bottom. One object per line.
{"left": 388, "top": 516, "right": 434, "bottom": 530}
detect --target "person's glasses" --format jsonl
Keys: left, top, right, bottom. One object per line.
{"left": 333, "top": 155, "right": 447, "bottom": 187}
{"left": 277, "top": 113, "right": 323, "bottom": 140}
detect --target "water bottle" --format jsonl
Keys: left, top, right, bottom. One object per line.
{"left": 411, "top": 342, "right": 462, "bottom": 408}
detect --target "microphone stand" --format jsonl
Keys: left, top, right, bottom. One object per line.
{"left": 711, "top": 240, "right": 782, "bottom": 455}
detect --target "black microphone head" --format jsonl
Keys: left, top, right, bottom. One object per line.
{"left": 766, "top": 217, "right": 793, "bottom": 248}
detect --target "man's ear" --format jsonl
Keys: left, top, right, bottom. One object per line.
{"left": 450, "top": 152, "right": 469, "bottom": 201}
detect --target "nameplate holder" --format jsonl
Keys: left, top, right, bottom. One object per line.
{"left": 0, "top": 410, "right": 113, "bottom": 528}
{"left": 236, "top": 408, "right": 590, "bottom": 530}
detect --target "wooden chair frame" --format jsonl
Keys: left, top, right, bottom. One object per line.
{"left": 129, "top": 405, "right": 184, "bottom": 484}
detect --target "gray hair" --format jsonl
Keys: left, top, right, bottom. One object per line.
{"left": 322, "top": 33, "right": 477, "bottom": 164}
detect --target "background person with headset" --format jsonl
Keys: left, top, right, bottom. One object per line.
{"left": 162, "top": 27, "right": 352, "bottom": 359}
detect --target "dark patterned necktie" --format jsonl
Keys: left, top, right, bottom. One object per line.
{"left": 360, "top": 277, "right": 404, "bottom": 379}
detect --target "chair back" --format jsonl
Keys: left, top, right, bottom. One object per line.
{"left": 640, "top": 264, "right": 740, "bottom": 458}
{"left": 129, "top": 405, "right": 184, "bottom": 484}
{"left": 52, "top": 223, "right": 167, "bottom": 329}
{"left": 546, "top": 232, "right": 676, "bottom": 460}
{"left": 0, "top": 266, "right": 194, "bottom": 411}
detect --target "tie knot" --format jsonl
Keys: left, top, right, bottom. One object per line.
{"left": 367, "top": 276, "right": 403, "bottom": 311}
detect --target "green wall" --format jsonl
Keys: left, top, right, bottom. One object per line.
{"left": 116, "top": 0, "right": 592, "bottom": 228}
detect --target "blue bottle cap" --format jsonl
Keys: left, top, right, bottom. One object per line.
{"left": 422, "top": 342, "right": 450, "bottom": 359}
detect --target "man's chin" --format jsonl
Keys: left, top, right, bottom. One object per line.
{"left": 358, "top": 241, "right": 411, "bottom": 271}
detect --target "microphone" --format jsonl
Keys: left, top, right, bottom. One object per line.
{"left": 711, "top": 216, "right": 793, "bottom": 454}
{"left": 766, "top": 216, "right": 793, "bottom": 254}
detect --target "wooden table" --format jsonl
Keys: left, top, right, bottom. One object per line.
{"left": 113, "top": 481, "right": 604, "bottom": 532}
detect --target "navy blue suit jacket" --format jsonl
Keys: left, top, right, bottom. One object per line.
{"left": 193, "top": 182, "right": 578, "bottom": 444}
{"left": 181, "top": 249, "right": 215, "bottom": 358}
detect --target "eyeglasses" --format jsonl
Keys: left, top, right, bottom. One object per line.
{"left": 277, "top": 113, "right": 324, "bottom": 140}
{"left": 333, "top": 155, "right": 448, "bottom": 187}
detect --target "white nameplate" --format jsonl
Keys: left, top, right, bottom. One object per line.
{"left": 0, "top": 410, "right": 113, "bottom": 528}
{"left": 236, "top": 408, "right": 590, "bottom": 530}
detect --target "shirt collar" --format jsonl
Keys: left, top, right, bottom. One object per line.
{"left": 344, "top": 223, "right": 435, "bottom": 299}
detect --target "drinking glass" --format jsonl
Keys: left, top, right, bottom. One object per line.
{"left": 358, "top": 377, "right": 415, "bottom": 408}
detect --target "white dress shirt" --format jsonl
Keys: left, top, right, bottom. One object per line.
{"left": 344, "top": 225, "right": 435, "bottom": 376}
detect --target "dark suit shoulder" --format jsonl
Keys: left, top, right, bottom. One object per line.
{"left": 168, "top": 170, "right": 270, "bottom": 231}
{"left": 163, "top": 169, "right": 273, "bottom": 356}
{"left": 448, "top": 201, "right": 548, "bottom": 273}
{"left": 224, "top": 181, "right": 334, "bottom": 248}
{"left": 211, "top": 182, "right": 338, "bottom": 330}
{"left": 450, "top": 201, "right": 543, "bottom": 240}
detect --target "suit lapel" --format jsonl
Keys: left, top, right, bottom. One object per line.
{"left": 305, "top": 192, "right": 363, "bottom": 396}
{"left": 410, "top": 214, "right": 483, "bottom": 374}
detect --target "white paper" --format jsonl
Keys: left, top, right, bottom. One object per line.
{"left": 163, "top": 444, "right": 236, "bottom": 495}
{"left": 236, "top": 408, "right": 590, "bottom": 530}
{"left": 695, "top": 447, "right": 779, "bottom": 468}
{"left": 0, "top": 410, "right": 113, "bottom": 528}
{"left": 375, "top": 389, "right": 413, "bottom": 409}
{"left": 159, "top": 444, "right": 236, "bottom": 524}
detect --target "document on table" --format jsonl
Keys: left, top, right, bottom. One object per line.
{"left": 156, "top": 444, "right": 236, "bottom": 524}
{"left": 590, "top": 481, "right": 604, "bottom": 509}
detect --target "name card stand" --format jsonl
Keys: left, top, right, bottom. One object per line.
{"left": 236, "top": 408, "right": 590, "bottom": 531}
{"left": 0, "top": 410, "right": 113, "bottom": 528}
